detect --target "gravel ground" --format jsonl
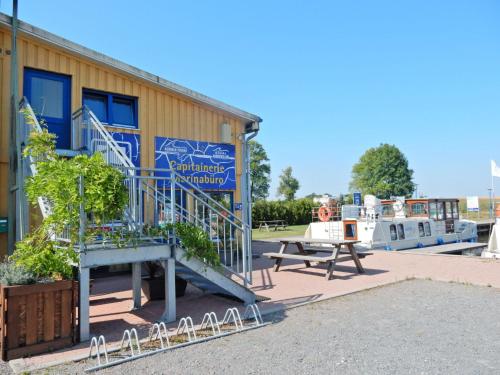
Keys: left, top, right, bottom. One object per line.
{"left": 20, "top": 279, "right": 500, "bottom": 374}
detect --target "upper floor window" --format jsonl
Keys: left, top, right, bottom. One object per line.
{"left": 83, "top": 89, "right": 138, "bottom": 128}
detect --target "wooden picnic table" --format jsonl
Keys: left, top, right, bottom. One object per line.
{"left": 257, "top": 220, "right": 288, "bottom": 232}
{"left": 263, "top": 237, "right": 367, "bottom": 280}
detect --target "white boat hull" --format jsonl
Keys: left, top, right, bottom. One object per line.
{"left": 482, "top": 221, "right": 500, "bottom": 258}
{"left": 306, "top": 219, "right": 478, "bottom": 251}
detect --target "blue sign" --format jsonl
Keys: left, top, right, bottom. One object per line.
{"left": 234, "top": 202, "right": 243, "bottom": 211}
{"left": 110, "top": 132, "right": 141, "bottom": 168}
{"left": 353, "top": 192, "right": 362, "bottom": 206}
{"left": 155, "top": 136, "right": 236, "bottom": 190}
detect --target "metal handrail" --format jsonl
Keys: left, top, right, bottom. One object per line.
{"left": 126, "top": 166, "right": 246, "bottom": 228}
{"left": 19, "top": 98, "right": 53, "bottom": 219}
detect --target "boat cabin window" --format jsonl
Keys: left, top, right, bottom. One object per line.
{"left": 418, "top": 222, "right": 425, "bottom": 237}
{"left": 411, "top": 203, "right": 428, "bottom": 216}
{"left": 343, "top": 220, "right": 357, "bottom": 240}
{"left": 452, "top": 201, "right": 459, "bottom": 219}
{"left": 429, "top": 202, "right": 437, "bottom": 220}
{"left": 397, "top": 224, "right": 405, "bottom": 240}
{"left": 445, "top": 201, "right": 453, "bottom": 220}
{"left": 424, "top": 222, "right": 431, "bottom": 236}
{"left": 382, "top": 204, "right": 394, "bottom": 217}
{"left": 437, "top": 202, "right": 445, "bottom": 220}
{"left": 389, "top": 224, "right": 397, "bottom": 241}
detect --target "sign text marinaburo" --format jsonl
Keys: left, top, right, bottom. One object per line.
{"left": 155, "top": 137, "right": 236, "bottom": 190}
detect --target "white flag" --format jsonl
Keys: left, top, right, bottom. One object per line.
{"left": 491, "top": 160, "right": 500, "bottom": 177}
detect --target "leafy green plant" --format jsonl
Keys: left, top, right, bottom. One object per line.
{"left": 164, "top": 222, "right": 221, "bottom": 269}
{"left": 0, "top": 260, "right": 38, "bottom": 286}
{"left": 12, "top": 229, "right": 78, "bottom": 280}
{"left": 13, "top": 118, "right": 129, "bottom": 280}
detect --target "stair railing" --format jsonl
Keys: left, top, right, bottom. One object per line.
{"left": 72, "top": 107, "right": 141, "bottom": 231}
{"left": 19, "top": 97, "right": 53, "bottom": 219}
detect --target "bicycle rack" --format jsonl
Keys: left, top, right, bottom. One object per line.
{"left": 243, "top": 304, "right": 264, "bottom": 326}
{"left": 120, "top": 328, "right": 141, "bottom": 356}
{"left": 200, "top": 312, "right": 221, "bottom": 336}
{"left": 85, "top": 304, "right": 267, "bottom": 373}
{"left": 148, "top": 322, "right": 170, "bottom": 349}
{"left": 176, "top": 316, "right": 197, "bottom": 342}
{"left": 221, "top": 307, "right": 243, "bottom": 330}
{"left": 89, "top": 335, "right": 109, "bottom": 366}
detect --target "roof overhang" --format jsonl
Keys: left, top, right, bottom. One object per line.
{"left": 0, "top": 12, "right": 262, "bottom": 124}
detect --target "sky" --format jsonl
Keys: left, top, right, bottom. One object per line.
{"left": 2, "top": 0, "right": 500, "bottom": 198}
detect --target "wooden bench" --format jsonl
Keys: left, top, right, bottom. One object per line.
{"left": 263, "top": 238, "right": 367, "bottom": 280}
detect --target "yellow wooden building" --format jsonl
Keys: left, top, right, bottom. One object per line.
{"left": 0, "top": 13, "right": 262, "bottom": 256}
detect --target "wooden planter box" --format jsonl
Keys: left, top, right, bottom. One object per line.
{"left": 0, "top": 280, "right": 77, "bottom": 360}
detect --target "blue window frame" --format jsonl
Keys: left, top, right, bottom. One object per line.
{"left": 24, "top": 68, "right": 71, "bottom": 149}
{"left": 83, "top": 89, "right": 138, "bottom": 128}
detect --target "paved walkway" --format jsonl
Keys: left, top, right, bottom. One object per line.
{"left": 8, "top": 242, "right": 500, "bottom": 373}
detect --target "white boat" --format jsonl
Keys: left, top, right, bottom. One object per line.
{"left": 305, "top": 195, "right": 478, "bottom": 251}
{"left": 481, "top": 209, "right": 500, "bottom": 259}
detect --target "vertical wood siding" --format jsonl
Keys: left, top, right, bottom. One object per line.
{"left": 0, "top": 28, "right": 247, "bottom": 256}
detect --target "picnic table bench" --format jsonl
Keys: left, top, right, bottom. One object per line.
{"left": 257, "top": 220, "right": 288, "bottom": 232}
{"left": 263, "top": 237, "right": 369, "bottom": 280}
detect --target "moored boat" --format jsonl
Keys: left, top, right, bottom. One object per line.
{"left": 305, "top": 195, "right": 477, "bottom": 250}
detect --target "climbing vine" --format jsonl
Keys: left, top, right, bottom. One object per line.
{"left": 13, "top": 120, "right": 128, "bottom": 280}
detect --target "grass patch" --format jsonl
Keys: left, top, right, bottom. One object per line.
{"left": 252, "top": 224, "right": 309, "bottom": 240}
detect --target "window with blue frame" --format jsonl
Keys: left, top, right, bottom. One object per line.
{"left": 83, "top": 89, "right": 138, "bottom": 128}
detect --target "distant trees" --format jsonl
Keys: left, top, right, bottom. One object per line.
{"left": 249, "top": 140, "right": 271, "bottom": 202}
{"left": 350, "top": 144, "right": 414, "bottom": 199}
{"left": 277, "top": 166, "right": 300, "bottom": 201}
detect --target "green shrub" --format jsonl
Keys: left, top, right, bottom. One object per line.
{"left": 12, "top": 230, "right": 78, "bottom": 280}
{"left": 163, "top": 222, "right": 221, "bottom": 269}
{"left": 0, "top": 260, "right": 38, "bottom": 286}
{"left": 252, "top": 198, "right": 315, "bottom": 226}
{"left": 13, "top": 121, "right": 128, "bottom": 280}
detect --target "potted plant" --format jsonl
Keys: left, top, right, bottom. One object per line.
{"left": 141, "top": 261, "right": 187, "bottom": 301}
{"left": 0, "top": 259, "right": 77, "bottom": 360}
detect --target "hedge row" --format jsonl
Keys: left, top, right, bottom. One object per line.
{"left": 252, "top": 198, "right": 315, "bottom": 227}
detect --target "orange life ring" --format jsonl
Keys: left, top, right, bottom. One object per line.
{"left": 318, "top": 206, "right": 332, "bottom": 222}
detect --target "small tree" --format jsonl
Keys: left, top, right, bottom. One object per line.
{"left": 249, "top": 140, "right": 271, "bottom": 201}
{"left": 350, "top": 143, "right": 414, "bottom": 199}
{"left": 277, "top": 166, "right": 300, "bottom": 201}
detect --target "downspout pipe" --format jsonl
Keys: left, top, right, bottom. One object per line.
{"left": 241, "top": 121, "right": 259, "bottom": 284}
{"left": 7, "top": 0, "right": 19, "bottom": 254}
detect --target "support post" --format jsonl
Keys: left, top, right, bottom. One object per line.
{"left": 7, "top": 0, "right": 19, "bottom": 254}
{"left": 79, "top": 266, "right": 90, "bottom": 341}
{"left": 161, "top": 258, "right": 176, "bottom": 322}
{"left": 131, "top": 262, "right": 142, "bottom": 309}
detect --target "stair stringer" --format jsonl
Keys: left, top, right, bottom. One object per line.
{"left": 174, "top": 246, "right": 255, "bottom": 305}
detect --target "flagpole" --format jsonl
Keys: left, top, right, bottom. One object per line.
{"left": 492, "top": 171, "right": 495, "bottom": 218}
{"left": 491, "top": 160, "right": 496, "bottom": 219}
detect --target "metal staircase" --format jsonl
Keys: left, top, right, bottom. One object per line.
{"left": 21, "top": 99, "right": 255, "bottom": 304}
